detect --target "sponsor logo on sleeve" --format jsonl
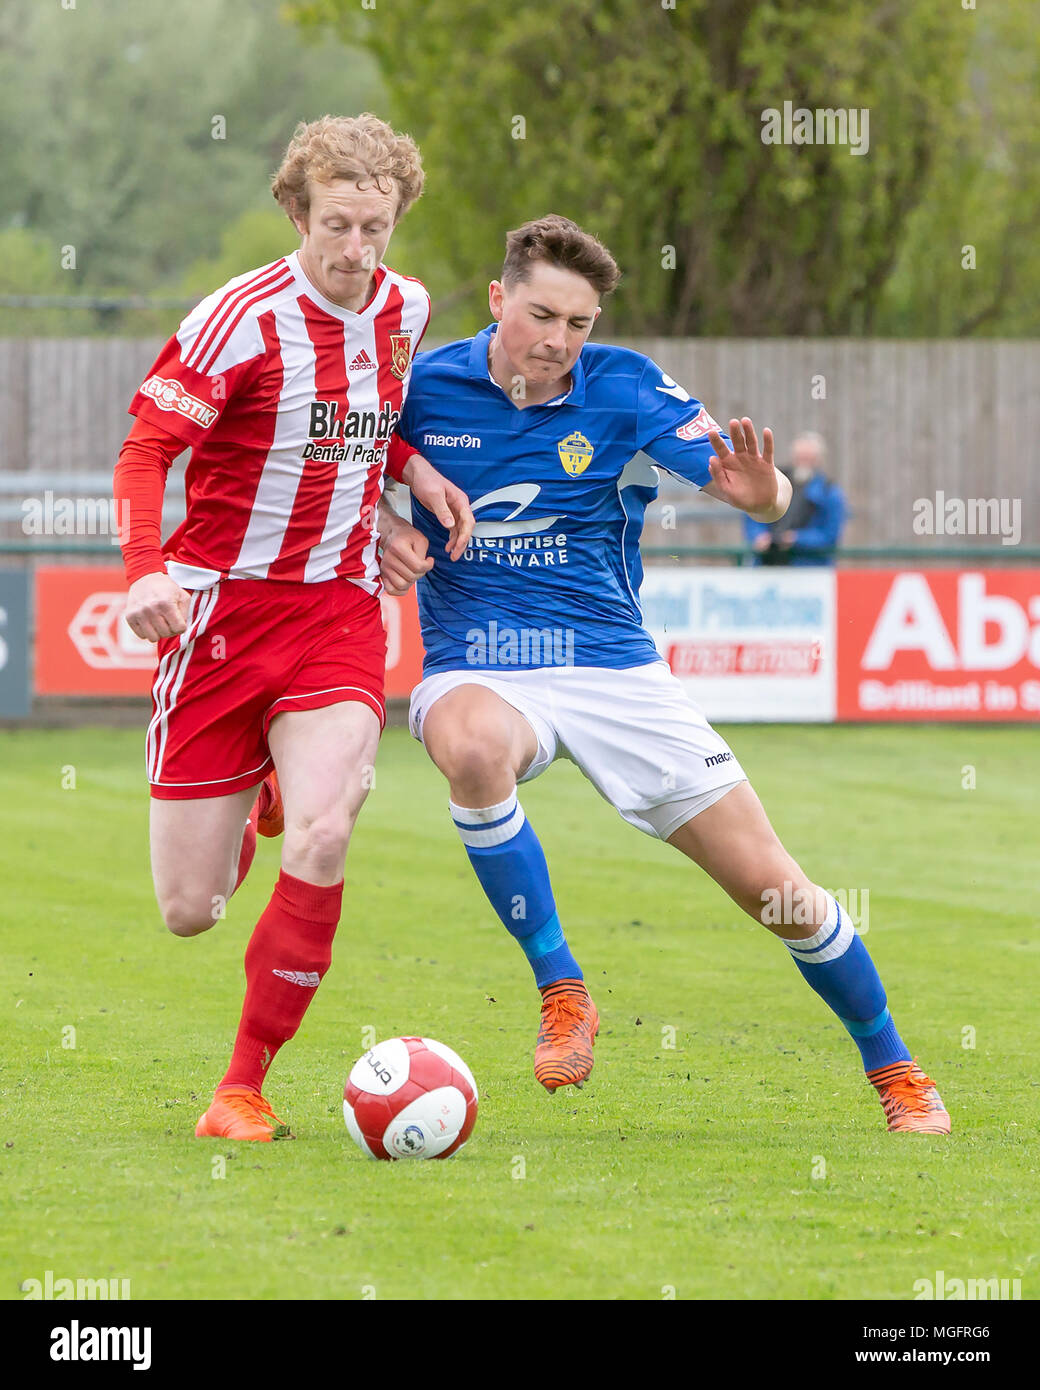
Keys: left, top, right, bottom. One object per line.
{"left": 676, "top": 406, "right": 720, "bottom": 441}
{"left": 140, "top": 375, "right": 218, "bottom": 428}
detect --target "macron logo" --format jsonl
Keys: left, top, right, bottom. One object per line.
{"left": 422, "top": 432, "right": 481, "bottom": 448}
{"left": 272, "top": 969, "right": 320, "bottom": 988}
{"left": 348, "top": 349, "right": 377, "bottom": 372}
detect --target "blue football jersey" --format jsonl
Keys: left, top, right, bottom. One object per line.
{"left": 398, "top": 324, "right": 731, "bottom": 673}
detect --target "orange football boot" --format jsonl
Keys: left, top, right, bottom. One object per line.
{"left": 256, "top": 771, "right": 284, "bottom": 838}
{"left": 867, "top": 1059, "right": 951, "bottom": 1134}
{"left": 534, "top": 979, "right": 600, "bottom": 1092}
{"left": 194, "top": 1086, "right": 294, "bottom": 1141}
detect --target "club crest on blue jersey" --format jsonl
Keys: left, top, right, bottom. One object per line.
{"left": 557, "top": 431, "right": 594, "bottom": 476}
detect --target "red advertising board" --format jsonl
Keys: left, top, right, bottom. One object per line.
{"left": 33, "top": 567, "right": 425, "bottom": 699}
{"left": 836, "top": 570, "right": 1040, "bottom": 720}
{"left": 33, "top": 565, "right": 1040, "bottom": 721}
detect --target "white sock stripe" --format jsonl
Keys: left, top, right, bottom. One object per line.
{"left": 781, "top": 894, "right": 855, "bottom": 963}
{"left": 449, "top": 793, "right": 517, "bottom": 826}
{"left": 452, "top": 802, "right": 526, "bottom": 848}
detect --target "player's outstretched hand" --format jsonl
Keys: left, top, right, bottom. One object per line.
{"left": 379, "top": 514, "right": 434, "bottom": 596}
{"left": 125, "top": 571, "right": 191, "bottom": 642}
{"left": 402, "top": 455, "right": 475, "bottom": 560}
{"left": 706, "top": 417, "right": 782, "bottom": 518}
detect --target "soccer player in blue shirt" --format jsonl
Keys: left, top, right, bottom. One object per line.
{"left": 378, "top": 216, "right": 949, "bottom": 1133}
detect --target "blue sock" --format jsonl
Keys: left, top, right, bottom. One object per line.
{"left": 450, "top": 793, "right": 582, "bottom": 989}
{"left": 781, "top": 893, "right": 912, "bottom": 1073}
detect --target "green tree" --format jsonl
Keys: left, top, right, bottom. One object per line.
{"left": 875, "top": 3, "right": 1040, "bottom": 336}
{"left": 291, "top": 0, "right": 1033, "bottom": 338}
{"left": 0, "top": 0, "right": 382, "bottom": 316}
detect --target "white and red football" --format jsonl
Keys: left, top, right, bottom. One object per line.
{"left": 343, "top": 1037, "right": 478, "bottom": 1161}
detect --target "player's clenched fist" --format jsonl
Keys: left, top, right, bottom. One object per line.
{"left": 378, "top": 507, "right": 434, "bottom": 596}
{"left": 125, "top": 571, "right": 191, "bottom": 642}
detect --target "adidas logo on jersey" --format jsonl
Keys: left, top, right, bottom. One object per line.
{"left": 272, "top": 969, "right": 321, "bottom": 988}
{"left": 348, "top": 349, "right": 377, "bottom": 372}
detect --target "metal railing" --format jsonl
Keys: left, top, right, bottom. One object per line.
{"left": 2, "top": 540, "right": 1038, "bottom": 562}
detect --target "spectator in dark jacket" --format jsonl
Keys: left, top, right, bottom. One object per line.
{"left": 744, "top": 432, "right": 846, "bottom": 565}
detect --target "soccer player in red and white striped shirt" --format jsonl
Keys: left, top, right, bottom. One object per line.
{"left": 114, "top": 114, "right": 472, "bottom": 1141}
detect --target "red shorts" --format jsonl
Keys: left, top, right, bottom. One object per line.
{"left": 147, "top": 578, "right": 386, "bottom": 800}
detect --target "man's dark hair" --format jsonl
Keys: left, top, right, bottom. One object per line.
{"left": 502, "top": 215, "right": 621, "bottom": 296}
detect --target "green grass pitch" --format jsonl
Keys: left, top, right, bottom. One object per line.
{"left": 2, "top": 722, "right": 1037, "bottom": 1300}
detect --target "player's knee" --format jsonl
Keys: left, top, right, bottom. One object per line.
{"left": 753, "top": 873, "right": 830, "bottom": 931}
{"left": 161, "top": 892, "right": 222, "bottom": 938}
{"left": 428, "top": 727, "right": 510, "bottom": 794}
{"left": 283, "top": 811, "right": 351, "bottom": 875}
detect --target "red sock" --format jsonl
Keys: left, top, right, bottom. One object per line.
{"left": 219, "top": 869, "right": 343, "bottom": 1093}
{"left": 233, "top": 805, "right": 259, "bottom": 894}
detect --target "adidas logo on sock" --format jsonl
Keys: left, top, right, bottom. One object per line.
{"left": 348, "top": 349, "right": 377, "bottom": 371}
{"left": 272, "top": 969, "right": 321, "bottom": 988}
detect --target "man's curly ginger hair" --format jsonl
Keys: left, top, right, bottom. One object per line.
{"left": 272, "top": 113, "right": 424, "bottom": 225}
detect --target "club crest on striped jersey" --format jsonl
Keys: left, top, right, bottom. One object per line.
{"left": 389, "top": 332, "right": 413, "bottom": 380}
{"left": 557, "top": 431, "right": 594, "bottom": 476}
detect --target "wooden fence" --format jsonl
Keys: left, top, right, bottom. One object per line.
{"left": 1, "top": 337, "right": 1036, "bottom": 552}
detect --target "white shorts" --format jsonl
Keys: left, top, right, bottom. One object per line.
{"left": 408, "top": 660, "right": 747, "bottom": 840}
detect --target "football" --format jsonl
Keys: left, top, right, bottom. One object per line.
{"left": 343, "top": 1037, "right": 478, "bottom": 1160}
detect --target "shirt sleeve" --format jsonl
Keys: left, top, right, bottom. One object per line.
{"left": 634, "top": 357, "right": 730, "bottom": 489}
{"left": 112, "top": 415, "right": 186, "bottom": 585}
{"left": 386, "top": 431, "right": 421, "bottom": 483}
{"left": 128, "top": 286, "right": 267, "bottom": 449}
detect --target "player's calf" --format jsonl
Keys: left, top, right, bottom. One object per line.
{"left": 151, "top": 786, "right": 260, "bottom": 934}
{"left": 667, "top": 785, "right": 949, "bottom": 1132}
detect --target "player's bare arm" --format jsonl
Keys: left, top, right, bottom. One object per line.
{"left": 701, "top": 417, "right": 792, "bottom": 523}
{"left": 395, "top": 452, "right": 475, "bottom": 560}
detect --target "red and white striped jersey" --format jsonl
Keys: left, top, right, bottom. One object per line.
{"left": 128, "top": 251, "right": 431, "bottom": 592}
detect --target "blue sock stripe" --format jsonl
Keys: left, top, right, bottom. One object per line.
{"left": 785, "top": 904, "right": 844, "bottom": 958}
{"left": 787, "top": 921, "right": 843, "bottom": 957}
{"left": 518, "top": 913, "right": 565, "bottom": 961}
{"left": 840, "top": 1006, "right": 891, "bottom": 1039}
{"left": 451, "top": 806, "right": 519, "bottom": 833}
